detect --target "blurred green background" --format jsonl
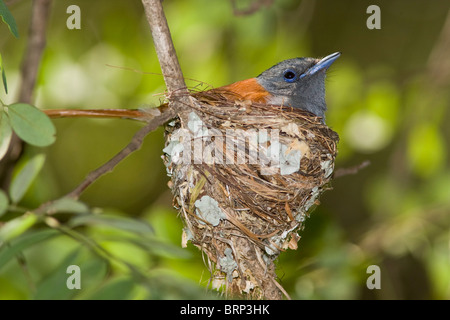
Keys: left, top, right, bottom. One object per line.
{"left": 0, "top": 0, "right": 449, "bottom": 299}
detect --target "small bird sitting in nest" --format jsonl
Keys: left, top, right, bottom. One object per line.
{"left": 213, "top": 52, "right": 341, "bottom": 122}
{"left": 44, "top": 52, "right": 340, "bottom": 123}
{"left": 163, "top": 53, "right": 340, "bottom": 299}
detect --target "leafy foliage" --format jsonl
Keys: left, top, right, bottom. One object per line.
{"left": 0, "top": 0, "right": 18, "bottom": 38}
{"left": 9, "top": 153, "right": 46, "bottom": 203}
{"left": 0, "top": 0, "right": 449, "bottom": 300}
{"left": 7, "top": 103, "right": 56, "bottom": 147}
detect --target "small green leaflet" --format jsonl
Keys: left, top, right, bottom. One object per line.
{"left": 0, "top": 229, "right": 58, "bottom": 269}
{"left": 0, "top": 53, "right": 7, "bottom": 94}
{"left": 0, "top": 0, "right": 19, "bottom": 38}
{"left": 0, "top": 189, "right": 8, "bottom": 217}
{"left": 45, "top": 197, "right": 89, "bottom": 215}
{"left": 0, "top": 212, "right": 38, "bottom": 242}
{"left": 0, "top": 110, "right": 12, "bottom": 161}
{"left": 7, "top": 103, "right": 56, "bottom": 147}
{"left": 9, "top": 153, "right": 46, "bottom": 204}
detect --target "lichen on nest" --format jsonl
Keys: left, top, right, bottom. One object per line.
{"left": 162, "top": 91, "right": 339, "bottom": 298}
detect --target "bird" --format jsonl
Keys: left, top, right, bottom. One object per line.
{"left": 44, "top": 52, "right": 341, "bottom": 122}
{"left": 217, "top": 52, "right": 340, "bottom": 121}
{"left": 162, "top": 53, "right": 342, "bottom": 298}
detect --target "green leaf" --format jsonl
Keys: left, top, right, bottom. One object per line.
{"left": 128, "top": 236, "right": 191, "bottom": 259}
{"left": 68, "top": 214, "right": 154, "bottom": 235}
{"left": 0, "top": 189, "right": 8, "bottom": 217}
{"left": 7, "top": 103, "right": 56, "bottom": 147}
{"left": 0, "top": 229, "right": 58, "bottom": 269}
{"left": 0, "top": 53, "right": 8, "bottom": 94}
{"left": 0, "top": 110, "right": 12, "bottom": 161}
{"left": 33, "top": 249, "right": 81, "bottom": 300}
{"left": 0, "top": 212, "right": 38, "bottom": 242}
{"left": 9, "top": 153, "right": 46, "bottom": 203}
{"left": 45, "top": 197, "right": 90, "bottom": 215}
{"left": 0, "top": 0, "right": 19, "bottom": 38}
{"left": 87, "top": 277, "right": 136, "bottom": 300}
{"left": 70, "top": 258, "right": 109, "bottom": 299}
{"left": 34, "top": 253, "right": 109, "bottom": 300}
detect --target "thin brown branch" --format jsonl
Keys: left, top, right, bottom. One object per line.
{"left": 426, "top": 9, "right": 450, "bottom": 87}
{"left": 334, "top": 160, "right": 371, "bottom": 178}
{"left": 5, "top": 0, "right": 21, "bottom": 7}
{"left": 105, "top": 64, "right": 214, "bottom": 90}
{"left": 64, "top": 108, "right": 175, "bottom": 200}
{"left": 230, "top": 0, "right": 274, "bottom": 16}
{"left": 141, "top": 0, "right": 190, "bottom": 108}
{"left": 15, "top": 251, "right": 36, "bottom": 294}
{"left": 44, "top": 108, "right": 151, "bottom": 121}
{"left": 18, "top": 0, "right": 52, "bottom": 103}
{"left": 271, "top": 277, "right": 291, "bottom": 300}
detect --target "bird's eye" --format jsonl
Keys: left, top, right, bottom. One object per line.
{"left": 283, "top": 69, "right": 297, "bottom": 83}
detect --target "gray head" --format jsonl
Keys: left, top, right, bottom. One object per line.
{"left": 256, "top": 52, "right": 340, "bottom": 122}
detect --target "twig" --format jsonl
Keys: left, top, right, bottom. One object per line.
{"left": 44, "top": 108, "right": 151, "bottom": 121}
{"left": 64, "top": 108, "right": 175, "bottom": 199}
{"left": 141, "top": 0, "right": 190, "bottom": 106}
{"left": 426, "top": 9, "right": 450, "bottom": 87}
{"left": 15, "top": 250, "right": 36, "bottom": 294}
{"left": 230, "top": 0, "right": 274, "bottom": 16}
{"left": 105, "top": 64, "right": 214, "bottom": 90}
{"left": 334, "top": 160, "right": 371, "bottom": 178}
{"left": 18, "top": 0, "right": 52, "bottom": 103}
{"left": 271, "top": 277, "right": 291, "bottom": 300}
{"left": 5, "top": 0, "right": 21, "bottom": 8}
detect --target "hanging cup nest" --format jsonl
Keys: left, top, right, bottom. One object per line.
{"left": 162, "top": 91, "right": 339, "bottom": 299}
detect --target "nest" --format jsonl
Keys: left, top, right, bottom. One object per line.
{"left": 162, "top": 91, "right": 339, "bottom": 299}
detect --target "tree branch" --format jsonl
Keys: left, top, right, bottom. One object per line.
{"left": 18, "top": 0, "right": 52, "bottom": 103}
{"left": 44, "top": 108, "right": 151, "bottom": 121}
{"left": 230, "top": 0, "right": 274, "bottom": 16}
{"left": 64, "top": 108, "right": 175, "bottom": 199}
{"left": 141, "top": 0, "right": 191, "bottom": 111}
{"left": 334, "top": 160, "right": 371, "bottom": 178}
{"left": 426, "top": 8, "right": 450, "bottom": 87}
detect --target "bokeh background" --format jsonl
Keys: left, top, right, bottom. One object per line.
{"left": 0, "top": 0, "right": 449, "bottom": 299}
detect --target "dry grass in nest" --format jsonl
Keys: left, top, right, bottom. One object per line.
{"left": 163, "top": 91, "right": 339, "bottom": 298}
